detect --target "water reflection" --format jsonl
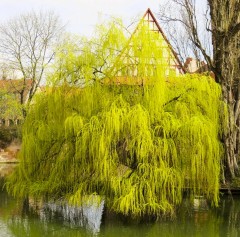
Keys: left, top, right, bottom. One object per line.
{"left": 8, "top": 218, "right": 91, "bottom": 237}
{"left": 1, "top": 172, "right": 240, "bottom": 236}
{"left": 38, "top": 198, "right": 104, "bottom": 233}
{"left": 5, "top": 195, "right": 104, "bottom": 236}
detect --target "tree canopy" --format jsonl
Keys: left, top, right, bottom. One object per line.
{"left": 7, "top": 18, "right": 226, "bottom": 218}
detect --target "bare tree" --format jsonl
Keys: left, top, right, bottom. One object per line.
{"left": 158, "top": 0, "right": 240, "bottom": 180}
{"left": 0, "top": 11, "right": 64, "bottom": 116}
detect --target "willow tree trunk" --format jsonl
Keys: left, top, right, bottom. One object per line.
{"left": 208, "top": 0, "right": 240, "bottom": 179}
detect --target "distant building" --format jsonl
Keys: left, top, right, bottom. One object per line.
{"left": 107, "top": 8, "right": 186, "bottom": 85}
{"left": 142, "top": 8, "right": 185, "bottom": 75}
{"left": 184, "top": 57, "right": 210, "bottom": 73}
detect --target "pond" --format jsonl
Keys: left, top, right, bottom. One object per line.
{"left": 1, "top": 165, "right": 240, "bottom": 237}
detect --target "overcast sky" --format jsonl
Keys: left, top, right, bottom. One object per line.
{"left": 0, "top": 0, "right": 162, "bottom": 37}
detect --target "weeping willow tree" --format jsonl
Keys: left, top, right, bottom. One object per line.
{"left": 6, "top": 17, "right": 226, "bottom": 219}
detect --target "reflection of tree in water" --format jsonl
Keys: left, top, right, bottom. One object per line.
{"left": 7, "top": 195, "right": 104, "bottom": 237}
{"left": 7, "top": 199, "right": 92, "bottom": 237}
{"left": 8, "top": 218, "right": 88, "bottom": 237}
{"left": 0, "top": 178, "right": 21, "bottom": 220}
{"left": 0, "top": 178, "right": 86, "bottom": 237}
{"left": 217, "top": 197, "right": 240, "bottom": 236}
{"left": 148, "top": 199, "right": 221, "bottom": 237}
{"left": 143, "top": 197, "right": 240, "bottom": 237}
{"left": 3, "top": 181, "right": 240, "bottom": 237}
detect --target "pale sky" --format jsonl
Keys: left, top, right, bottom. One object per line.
{"left": 0, "top": 0, "right": 162, "bottom": 37}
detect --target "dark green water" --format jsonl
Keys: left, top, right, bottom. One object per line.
{"left": 1, "top": 168, "right": 240, "bottom": 236}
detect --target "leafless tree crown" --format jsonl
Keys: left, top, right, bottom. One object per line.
{"left": 0, "top": 11, "right": 64, "bottom": 106}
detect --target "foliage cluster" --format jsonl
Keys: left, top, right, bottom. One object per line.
{"left": 0, "top": 88, "right": 23, "bottom": 122}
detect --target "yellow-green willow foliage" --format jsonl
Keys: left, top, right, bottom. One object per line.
{"left": 49, "top": 19, "right": 128, "bottom": 87}
{"left": 7, "top": 19, "right": 226, "bottom": 219}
